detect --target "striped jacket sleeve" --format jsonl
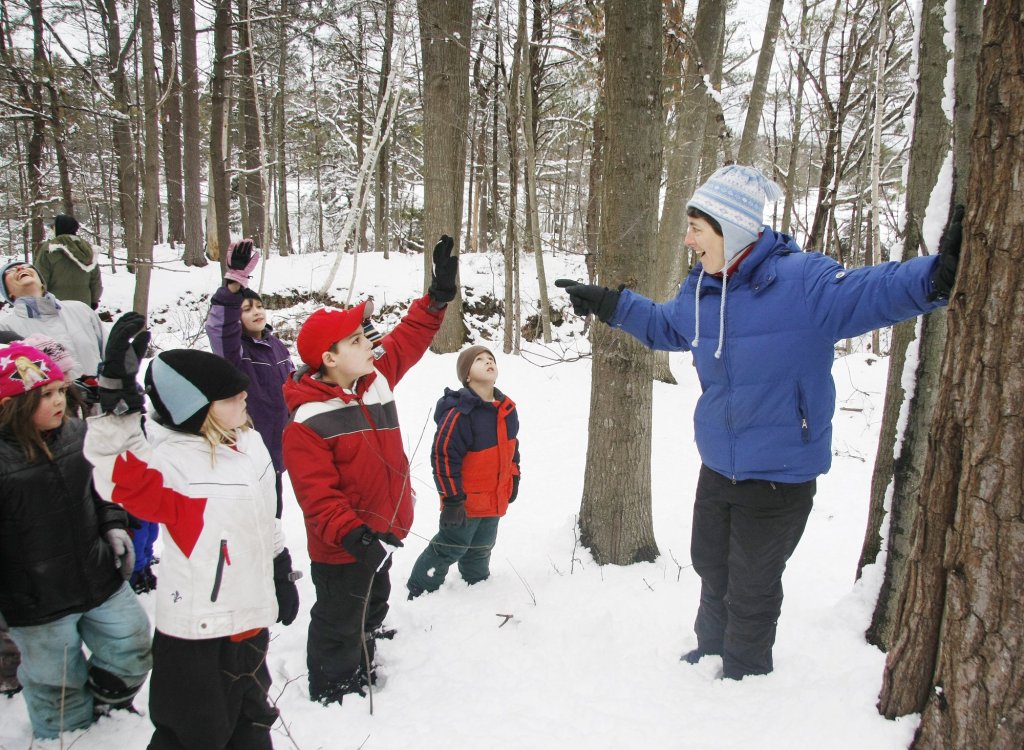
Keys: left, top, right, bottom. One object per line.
{"left": 431, "top": 406, "right": 472, "bottom": 499}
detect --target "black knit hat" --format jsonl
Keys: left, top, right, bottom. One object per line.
{"left": 54, "top": 214, "right": 79, "bottom": 236}
{"left": 144, "top": 349, "right": 250, "bottom": 434}
{"left": 240, "top": 287, "right": 262, "bottom": 303}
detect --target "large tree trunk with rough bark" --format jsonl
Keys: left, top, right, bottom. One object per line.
{"left": 208, "top": 0, "right": 233, "bottom": 263}
{"left": 858, "top": 0, "right": 952, "bottom": 647}
{"left": 878, "top": 6, "right": 1024, "bottom": 744}
{"left": 134, "top": 0, "right": 159, "bottom": 317}
{"left": 418, "top": 0, "right": 471, "bottom": 352}
{"left": 579, "top": 0, "right": 661, "bottom": 565}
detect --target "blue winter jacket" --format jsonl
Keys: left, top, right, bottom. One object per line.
{"left": 610, "top": 228, "right": 946, "bottom": 483}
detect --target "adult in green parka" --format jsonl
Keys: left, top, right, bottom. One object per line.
{"left": 36, "top": 214, "right": 102, "bottom": 309}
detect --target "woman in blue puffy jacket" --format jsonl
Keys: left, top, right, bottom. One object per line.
{"left": 556, "top": 165, "right": 962, "bottom": 681}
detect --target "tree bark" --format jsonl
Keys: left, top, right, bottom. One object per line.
{"left": 27, "top": 0, "right": 47, "bottom": 253}
{"left": 156, "top": 0, "right": 185, "bottom": 246}
{"left": 879, "top": 4, "right": 1023, "bottom": 734}
{"left": 179, "top": 0, "right": 207, "bottom": 266}
{"left": 579, "top": 0, "right": 661, "bottom": 565}
{"left": 417, "top": 0, "right": 472, "bottom": 352}
{"left": 134, "top": 0, "right": 159, "bottom": 317}
{"left": 275, "top": 0, "right": 292, "bottom": 255}
{"left": 374, "top": 0, "right": 395, "bottom": 256}
{"left": 737, "top": 0, "right": 784, "bottom": 165}
{"left": 237, "top": 0, "right": 265, "bottom": 249}
{"left": 209, "top": 0, "right": 233, "bottom": 263}
{"left": 860, "top": 0, "right": 952, "bottom": 648}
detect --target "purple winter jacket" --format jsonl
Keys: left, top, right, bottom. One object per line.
{"left": 206, "top": 285, "right": 294, "bottom": 471}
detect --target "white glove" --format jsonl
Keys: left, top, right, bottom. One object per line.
{"left": 104, "top": 529, "right": 135, "bottom": 580}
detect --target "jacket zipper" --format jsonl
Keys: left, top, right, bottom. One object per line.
{"left": 796, "top": 383, "right": 810, "bottom": 444}
{"left": 210, "top": 539, "right": 231, "bottom": 602}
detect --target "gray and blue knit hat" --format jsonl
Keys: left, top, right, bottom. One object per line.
{"left": 687, "top": 165, "right": 783, "bottom": 267}
{"left": 145, "top": 349, "right": 249, "bottom": 434}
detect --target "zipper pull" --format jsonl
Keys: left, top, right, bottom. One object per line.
{"left": 222, "top": 540, "right": 231, "bottom": 565}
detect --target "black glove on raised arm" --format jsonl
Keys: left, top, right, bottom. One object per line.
{"left": 930, "top": 204, "right": 965, "bottom": 300}
{"left": 439, "top": 495, "right": 467, "bottom": 529}
{"left": 272, "top": 548, "right": 300, "bottom": 626}
{"left": 427, "top": 235, "right": 459, "bottom": 306}
{"left": 554, "top": 279, "right": 622, "bottom": 323}
{"left": 97, "top": 312, "right": 150, "bottom": 415}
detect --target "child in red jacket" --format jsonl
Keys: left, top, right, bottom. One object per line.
{"left": 282, "top": 236, "right": 457, "bottom": 706}
{"left": 406, "top": 345, "right": 520, "bottom": 599}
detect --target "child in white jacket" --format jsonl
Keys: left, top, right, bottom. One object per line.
{"left": 84, "top": 313, "right": 300, "bottom": 749}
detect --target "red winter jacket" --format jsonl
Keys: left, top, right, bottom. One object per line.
{"left": 282, "top": 296, "right": 443, "bottom": 564}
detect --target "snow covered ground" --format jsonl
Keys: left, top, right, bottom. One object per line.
{"left": 0, "top": 246, "right": 919, "bottom": 749}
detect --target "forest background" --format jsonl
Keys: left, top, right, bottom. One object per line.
{"left": 0, "top": 0, "right": 1021, "bottom": 747}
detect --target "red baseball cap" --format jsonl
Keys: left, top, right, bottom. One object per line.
{"left": 296, "top": 300, "right": 373, "bottom": 369}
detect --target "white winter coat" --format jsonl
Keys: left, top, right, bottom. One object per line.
{"left": 85, "top": 413, "right": 283, "bottom": 639}
{"left": 0, "top": 294, "right": 105, "bottom": 377}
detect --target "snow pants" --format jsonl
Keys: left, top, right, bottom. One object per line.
{"left": 307, "top": 558, "right": 391, "bottom": 703}
{"left": 690, "top": 464, "right": 815, "bottom": 679}
{"left": 148, "top": 628, "right": 277, "bottom": 750}
{"left": 406, "top": 516, "right": 501, "bottom": 594}
{"left": 8, "top": 582, "right": 152, "bottom": 739}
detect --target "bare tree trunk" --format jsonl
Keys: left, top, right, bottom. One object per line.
{"left": 738, "top": 0, "right": 784, "bottom": 165}
{"left": 27, "top": 0, "right": 47, "bottom": 253}
{"left": 237, "top": 0, "right": 265, "bottom": 249}
{"left": 157, "top": 0, "right": 185, "bottom": 246}
{"left": 179, "top": 0, "right": 206, "bottom": 266}
{"left": 44, "top": 71, "right": 74, "bottom": 214}
{"left": 859, "top": 0, "right": 952, "bottom": 637}
{"left": 418, "top": 0, "right": 471, "bottom": 353}
{"left": 501, "top": 9, "right": 521, "bottom": 354}
{"left": 580, "top": 0, "right": 661, "bottom": 565}
{"left": 882, "top": 6, "right": 1024, "bottom": 741}
{"left": 100, "top": 0, "right": 140, "bottom": 269}
{"left": 652, "top": 0, "right": 725, "bottom": 382}
{"left": 868, "top": 0, "right": 889, "bottom": 354}
{"left": 374, "top": 0, "right": 395, "bottom": 256}
{"left": 135, "top": 0, "right": 159, "bottom": 317}
{"left": 275, "top": 0, "right": 292, "bottom": 255}
{"left": 519, "top": 0, "right": 551, "bottom": 343}
{"left": 781, "top": 0, "right": 811, "bottom": 235}
{"left": 209, "top": 0, "right": 233, "bottom": 263}
{"left": 876, "top": 1, "right": 1019, "bottom": 725}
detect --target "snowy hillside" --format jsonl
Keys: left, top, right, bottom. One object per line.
{"left": 0, "top": 247, "right": 919, "bottom": 749}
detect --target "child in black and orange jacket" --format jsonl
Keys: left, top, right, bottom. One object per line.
{"left": 406, "top": 344, "right": 520, "bottom": 599}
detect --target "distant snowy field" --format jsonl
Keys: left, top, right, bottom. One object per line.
{"left": 0, "top": 245, "right": 918, "bottom": 749}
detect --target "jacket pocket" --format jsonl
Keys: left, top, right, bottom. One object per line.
{"left": 796, "top": 383, "right": 810, "bottom": 444}
{"left": 210, "top": 538, "right": 231, "bottom": 602}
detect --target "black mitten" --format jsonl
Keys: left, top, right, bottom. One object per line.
{"left": 427, "top": 235, "right": 459, "bottom": 306}
{"left": 273, "top": 548, "right": 300, "bottom": 626}
{"left": 930, "top": 205, "right": 965, "bottom": 300}
{"left": 439, "top": 495, "right": 467, "bottom": 529}
{"left": 554, "top": 279, "right": 622, "bottom": 323}
{"left": 97, "top": 313, "right": 150, "bottom": 415}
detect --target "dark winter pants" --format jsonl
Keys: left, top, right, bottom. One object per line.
{"left": 148, "top": 629, "right": 277, "bottom": 750}
{"left": 307, "top": 558, "right": 391, "bottom": 703}
{"left": 407, "top": 516, "right": 501, "bottom": 594}
{"left": 690, "top": 465, "right": 815, "bottom": 680}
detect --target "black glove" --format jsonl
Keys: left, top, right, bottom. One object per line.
{"left": 272, "top": 548, "right": 300, "bottom": 626}
{"left": 427, "top": 235, "right": 459, "bottom": 306}
{"left": 224, "top": 239, "right": 258, "bottom": 287}
{"left": 554, "top": 279, "right": 622, "bottom": 323}
{"left": 341, "top": 525, "right": 404, "bottom": 571}
{"left": 930, "top": 205, "right": 964, "bottom": 300}
{"left": 509, "top": 475, "right": 520, "bottom": 504}
{"left": 439, "top": 495, "right": 467, "bottom": 529}
{"left": 97, "top": 312, "right": 150, "bottom": 415}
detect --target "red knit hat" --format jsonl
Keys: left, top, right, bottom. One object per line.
{"left": 296, "top": 300, "right": 372, "bottom": 369}
{"left": 0, "top": 343, "right": 65, "bottom": 399}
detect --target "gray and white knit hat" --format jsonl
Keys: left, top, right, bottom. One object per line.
{"left": 687, "top": 165, "right": 783, "bottom": 266}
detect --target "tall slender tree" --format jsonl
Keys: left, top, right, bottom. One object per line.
{"left": 179, "top": 0, "right": 207, "bottom": 266}
{"left": 579, "top": 0, "right": 662, "bottom": 565}
{"left": 156, "top": 0, "right": 185, "bottom": 246}
{"left": 417, "top": 0, "right": 472, "bottom": 352}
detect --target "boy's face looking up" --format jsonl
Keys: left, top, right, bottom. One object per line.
{"left": 466, "top": 352, "right": 498, "bottom": 387}
{"left": 322, "top": 328, "right": 375, "bottom": 388}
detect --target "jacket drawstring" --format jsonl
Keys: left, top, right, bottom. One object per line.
{"left": 715, "top": 272, "right": 728, "bottom": 359}
{"left": 693, "top": 268, "right": 706, "bottom": 349}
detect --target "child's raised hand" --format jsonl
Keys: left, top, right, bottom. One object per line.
{"left": 224, "top": 238, "right": 259, "bottom": 288}
{"left": 98, "top": 312, "right": 149, "bottom": 415}
{"left": 428, "top": 235, "right": 459, "bottom": 305}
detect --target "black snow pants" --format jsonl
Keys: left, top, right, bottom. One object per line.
{"left": 690, "top": 464, "right": 815, "bottom": 680}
